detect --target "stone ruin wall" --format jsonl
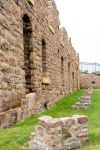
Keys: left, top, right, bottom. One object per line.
{"left": 29, "top": 115, "right": 88, "bottom": 150}
{"left": 80, "top": 73, "right": 100, "bottom": 88}
{"left": 0, "top": 0, "right": 80, "bottom": 128}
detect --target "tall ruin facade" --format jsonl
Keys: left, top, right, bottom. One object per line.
{"left": 0, "top": 0, "right": 80, "bottom": 128}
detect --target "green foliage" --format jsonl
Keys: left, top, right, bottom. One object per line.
{"left": 0, "top": 89, "right": 100, "bottom": 150}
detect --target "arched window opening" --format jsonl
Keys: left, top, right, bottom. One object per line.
{"left": 23, "top": 14, "right": 33, "bottom": 94}
{"left": 44, "top": 101, "right": 48, "bottom": 110}
{"left": 61, "top": 57, "right": 64, "bottom": 81}
{"left": 72, "top": 72, "right": 74, "bottom": 79}
{"left": 68, "top": 63, "right": 70, "bottom": 75}
{"left": 72, "top": 72, "right": 74, "bottom": 90}
{"left": 58, "top": 49, "right": 60, "bottom": 58}
{"left": 68, "top": 63, "right": 70, "bottom": 91}
{"left": 68, "top": 63, "right": 70, "bottom": 69}
{"left": 42, "top": 39, "right": 47, "bottom": 77}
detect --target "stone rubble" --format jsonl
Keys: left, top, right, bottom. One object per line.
{"left": 72, "top": 88, "right": 93, "bottom": 109}
{"left": 28, "top": 115, "right": 89, "bottom": 150}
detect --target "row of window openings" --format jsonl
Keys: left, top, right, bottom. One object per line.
{"left": 23, "top": 14, "right": 73, "bottom": 93}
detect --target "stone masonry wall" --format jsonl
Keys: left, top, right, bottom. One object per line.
{"left": 0, "top": 0, "right": 80, "bottom": 128}
{"left": 29, "top": 115, "right": 88, "bottom": 150}
{"left": 80, "top": 73, "right": 100, "bottom": 88}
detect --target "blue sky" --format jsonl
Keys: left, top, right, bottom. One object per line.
{"left": 55, "top": 0, "right": 100, "bottom": 63}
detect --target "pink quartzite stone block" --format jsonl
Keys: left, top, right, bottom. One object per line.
{"left": 72, "top": 115, "right": 88, "bottom": 124}
{"left": 72, "top": 88, "right": 92, "bottom": 110}
{"left": 29, "top": 115, "right": 89, "bottom": 150}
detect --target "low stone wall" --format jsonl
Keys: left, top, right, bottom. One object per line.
{"left": 72, "top": 88, "right": 93, "bottom": 109}
{"left": 29, "top": 115, "right": 89, "bottom": 150}
{"left": 80, "top": 73, "right": 100, "bottom": 88}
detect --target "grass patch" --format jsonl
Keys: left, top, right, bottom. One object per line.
{"left": 0, "top": 89, "right": 100, "bottom": 150}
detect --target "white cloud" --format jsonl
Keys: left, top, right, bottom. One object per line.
{"left": 55, "top": 0, "right": 100, "bottom": 63}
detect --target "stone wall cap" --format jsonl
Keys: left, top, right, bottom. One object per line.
{"left": 38, "top": 115, "right": 52, "bottom": 122}
{"left": 26, "top": 93, "right": 36, "bottom": 99}
{"left": 48, "top": 25, "right": 55, "bottom": 34}
{"left": 39, "top": 116, "right": 64, "bottom": 128}
{"left": 38, "top": 115, "right": 85, "bottom": 128}
{"left": 27, "top": 0, "right": 35, "bottom": 6}
{"left": 72, "top": 115, "right": 88, "bottom": 124}
{"left": 42, "top": 77, "right": 51, "bottom": 85}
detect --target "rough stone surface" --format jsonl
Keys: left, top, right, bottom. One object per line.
{"left": 0, "top": 0, "right": 80, "bottom": 128}
{"left": 72, "top": 88, "right": 93, "bottom": 109}
{"left": 80, "top": 73, "right": 100, "bottom": 88}
{"left": 28, "top": 115, "right": 88, "bottom": 150}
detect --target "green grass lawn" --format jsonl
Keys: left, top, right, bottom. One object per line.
{"left": 0, "top": 89, "right": 100, "bottom": 150}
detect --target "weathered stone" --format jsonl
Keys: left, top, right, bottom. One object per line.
{"left": 0, "top": 0, "right": 7, "bottom": 5}
{"left": 0, "top": 0, "right": 80, "bottom": 128}
{"left": 72, "top": 88, "right": 92, "bottom": 109}
{"left": 80, "top": 73, "right": 100, "bottom": 88}
{"left": 73, "top": 115, "right": 88, "bottom": 124}
{"left": 0, "top": 109, "right": 17, "bottom": 128}
{"left": 29, "top": 115, "right": 89, "bottom": 150}
{"left": 66, "top": 141, "right": 81, "bottom": 150}
{"left": 26, "top": 93, "right": 36, "bottom": 108}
